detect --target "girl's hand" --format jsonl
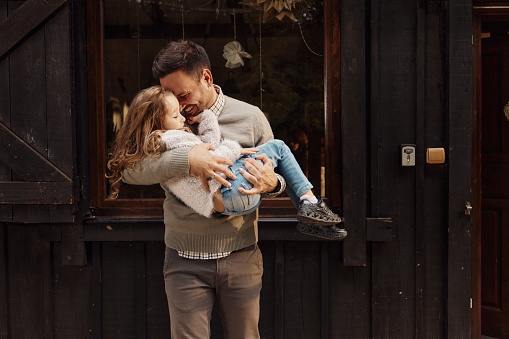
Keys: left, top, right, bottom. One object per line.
{"left": 187, "top": 112, "right": 203, "bottom": 125}
{"left": 240, "top": 147, "right": 259, "bottom": 155}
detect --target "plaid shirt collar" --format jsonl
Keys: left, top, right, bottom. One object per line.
{"left": 208, "top": 85, "right": 225, "bottom": 116}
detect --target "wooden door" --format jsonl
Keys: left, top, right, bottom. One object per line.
{"left": 481, "top": 33, "right": 509, "bottom": 338}
{"left": 0, "top": 0, "right": 73, "bottom": 220}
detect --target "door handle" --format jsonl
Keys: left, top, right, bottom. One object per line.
{"left": 465, "top": 201, "right": 472, "bottom": 216}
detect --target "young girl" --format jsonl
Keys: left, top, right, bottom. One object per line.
{"left": 107, "top": 86, "right": 346, "bottom": 240}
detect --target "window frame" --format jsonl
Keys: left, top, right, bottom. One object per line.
{"left": 86, "top": 0, "right": 340, "bottom": 218}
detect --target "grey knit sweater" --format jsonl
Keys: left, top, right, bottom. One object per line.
{"left": 160, "top": 110, "right": 242, "bottom": 217}
{"left": 122, "top": 95, "right": 274, "bottom": 253}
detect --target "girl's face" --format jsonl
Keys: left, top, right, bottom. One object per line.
{"left": 162, "top": 94, "right": 186, "bottom": 131}
{"left": 159, "top": 69, "right": 216, "bottom": 122}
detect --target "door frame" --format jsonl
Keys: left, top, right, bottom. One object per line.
{"left": 472, "top": 5, "right": 509, "bottom": 338}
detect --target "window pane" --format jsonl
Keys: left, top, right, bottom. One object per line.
{"left": 103, "top": 0, "right": 324, "bottom": 200}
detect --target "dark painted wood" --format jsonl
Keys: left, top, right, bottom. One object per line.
{"left": 0, "top": 0, "right": 66, "bottom": 59}
{"left": 0, "top": 121, "right": 70, "bottom": 182}
{"left": 52, "top": 241, "right": 92, "bottom": 339}
{"left": 136, "top": 242, "right": 147, "bottom": 339}
{"left": 0, "top": 182, "right": 72, "bottom": 204}
{"left": 340, "top": 0, "right": 367, "bottom": 267}
{"left": 143, "top": 242, "right": 170, "bottom": 338}
{"left": 0, "top": 225, "right": 7, "bottom": 339}
{"left": 320, "top": 242, "right": 329, "bottom": 339}
{"left": 43, "top": 241, "right": 54, "bottom": 339}
{"left": 366, "top": 218, "right": 394, "bottom": 242}
{"left": 9, "top": 205, "right": 73, "bottom": 223}
{"left": 6, "top": 225, "right": 46, "bottom": 338}
{"left": 101, "top": 242, "right": 138, "bottom": 337}
{"left": 0, "top": 1, "right": 484, "bottom": 338}
{"left": 415, "top": 2, "right": 425, "bottom": 338}
{"left": 323, "top": 0, "right": 341, "bottom": 209}
{"left": 45, "top": 3, "right": 72, "bottom": 176}
{"left": 69, "top": 0, "right": 92, "bottom": 267}
{"left": 0, "top": 0, "right": 12, "bottom": 222}
{"left": 61, "top": 222, "right": 86, "bottom": 266}
{"left": 8, "top": 6, "right": 45, "bottom": 160}
{"left": 447, "top": 0, "right": 473, "bottom": 338}
{"left": 90, "top": 242, "right": 102, "bottom": 339}
{"left": 481, "top": 31, "right": 509, "bottom": 338}
{"left": 328, "top": 243, "right": 371, "bottom": 339}
{"left": 421, "top": 1, "right": 449, "bottom": 337}
{"left": 370, "top": 0, "right": 419, "bottom": 337}
{"left": 274, "top": 241, "right": 284, "bottom": 339}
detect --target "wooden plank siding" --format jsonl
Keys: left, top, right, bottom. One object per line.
{"left": 0, "top": 0, "right": 477, "bottom": 338}
{"left": 0, "top": 1, "right": 12, "bottom": 222}
{"left": 340, "top": 0, "right": 368, "bottom": 267}
{"left": 447, "top": 0, "right": 474, "bottom": 338}
{"left": 368, "top": 1, "right": 458, "bottom": 338}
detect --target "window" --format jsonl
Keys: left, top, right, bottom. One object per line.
{"left": 87, "top": 0, "right": 340, "bottom": 217}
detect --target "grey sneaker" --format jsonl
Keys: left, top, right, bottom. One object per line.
{"left": 296, "top": 223, "right": 347, "bottom": 240}
{"left": 297, "top": 197, "right": 344, "bottom": 226}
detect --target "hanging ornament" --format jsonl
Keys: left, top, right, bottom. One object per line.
{"left": 223, "top": 41, "right": 252, "bottom": 68}
{"left": 243, "top": 0, "right": 309, "bottom": 23}
{"left": 223, "top": 9, "right": 252, "bottom": 69}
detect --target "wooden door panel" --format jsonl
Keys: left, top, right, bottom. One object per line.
{"left": 0, "top": 0, "right": 73, "bottom": 222}
{"left": 0, "top": 0, "right": 66, "bottom": 59}
{"left": 481, "top": 32, "right": 509, "bottom": 338}
{"left": 481, "top": 207, "right": 502, "bottom": 309}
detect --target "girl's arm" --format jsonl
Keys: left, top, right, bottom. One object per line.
{"left": 197, "top": 110, "right": 221, "bottom": 147}
{"left": 209, "top": 138, "right": 242, "bottom": 163}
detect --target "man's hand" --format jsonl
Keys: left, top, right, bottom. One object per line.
{"left": 189, "top": 143, "right": 235, "bottom": 193}
{"left": 238, "top": 153, "right": 278, "bottom": 195}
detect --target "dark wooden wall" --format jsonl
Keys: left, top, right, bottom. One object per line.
{"left": 0, "top": 0, "right": 474, "bottom": 338}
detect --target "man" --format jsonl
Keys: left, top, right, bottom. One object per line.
{"left": 122, "top": 40, "right": 285, "bottom": 338}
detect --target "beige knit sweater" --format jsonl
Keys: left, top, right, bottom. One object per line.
{"left": 122, "top": 95, "right": 274, "bottom": 253}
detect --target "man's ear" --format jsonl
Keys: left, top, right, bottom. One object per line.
{"left": 202, "top": 69, "right": 214, "bottom": 87}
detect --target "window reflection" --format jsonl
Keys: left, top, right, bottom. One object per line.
{"left": 104, "top": 0, "right": 324, "bottom": 199}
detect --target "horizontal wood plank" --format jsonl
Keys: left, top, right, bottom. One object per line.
{"left": 0, "top": 0, "right": 66, "bottom": 59}
{"left": 0, "top": 182, "right": 72, "bottom": 204}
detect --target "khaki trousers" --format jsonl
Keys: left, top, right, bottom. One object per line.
{"left": 163, "top": 244, "right": 263, "bottom": 339}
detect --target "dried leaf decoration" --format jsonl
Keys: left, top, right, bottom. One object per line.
{"left": 223, "top": 41, "right": 252, "bottom": 69}
{"left": 243, "top": 0, "right": 308, "bottom": 22}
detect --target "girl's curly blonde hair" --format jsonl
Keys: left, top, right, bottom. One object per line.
{"left": 106, "top": 86, "right": 175, "bottom": 199}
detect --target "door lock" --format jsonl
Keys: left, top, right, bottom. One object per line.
{"left": 465, "top": 202, "right": 472, "bottom": 216}
{"left": 401, "top": 144, "right": 416, "bottom": 167}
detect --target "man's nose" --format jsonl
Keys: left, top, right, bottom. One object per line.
{"left": 179, "top": 103, "right": 185, "bottom": 112}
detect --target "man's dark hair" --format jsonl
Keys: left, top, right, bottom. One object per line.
{"left": 152, "top": 40, "right": 211, "bottom": 80}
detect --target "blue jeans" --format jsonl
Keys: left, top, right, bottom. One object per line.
{"left": 221, "top": 139, "right": 313, "bottom": 215}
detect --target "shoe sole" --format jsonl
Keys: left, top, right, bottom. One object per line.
{"left": 297, "top": 214, "right": 344, "bottom": 226}
{"left": 296, "top": 223, "right": 347, "bottom": 240}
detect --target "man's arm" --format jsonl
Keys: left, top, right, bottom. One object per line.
{"left": 123, "top": 145, "right": 235, "bottom": 193}
{"left": 122, "top": 147, "right": 190, "bottom": 185}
